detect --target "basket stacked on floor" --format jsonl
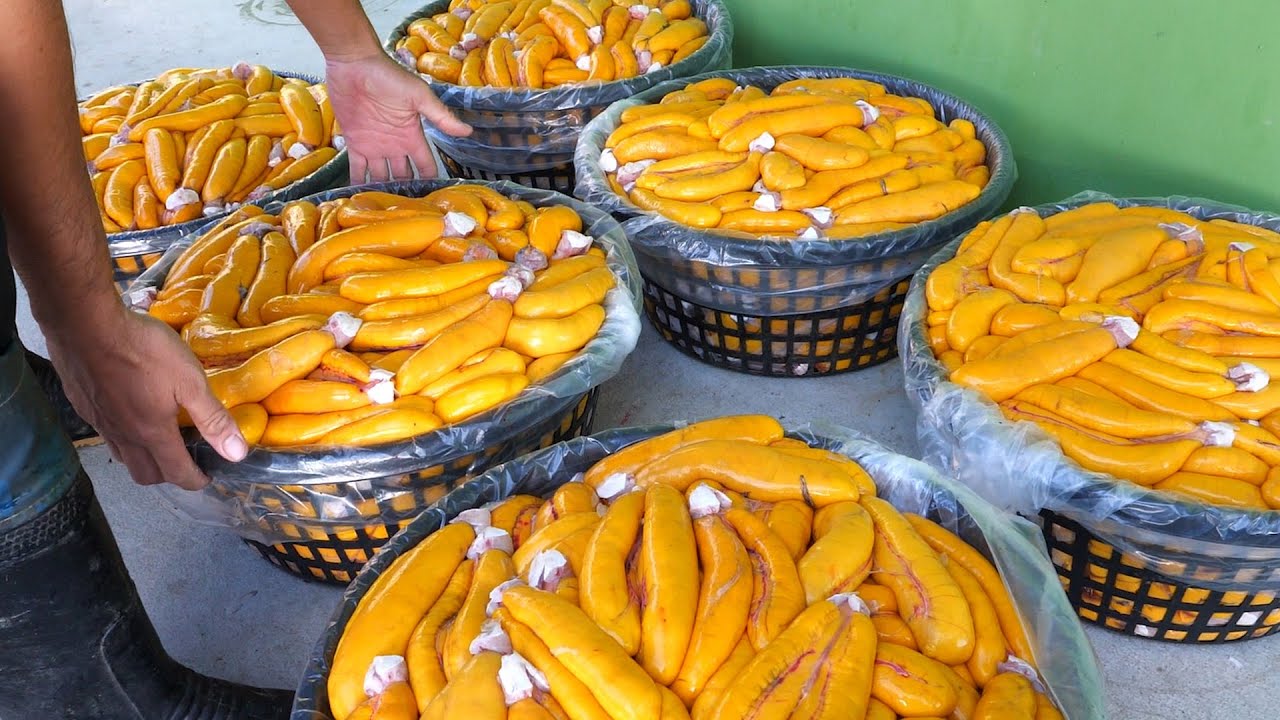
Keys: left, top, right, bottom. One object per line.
{"left": 384, "top": 0, "right": 733, "bottom": 194}
{"left": 134, "top": 178, "right": 642, "bottom": 583}
{"left": 86, "top": 70, "right": 349, "bottom": 293}
{"left": 576, "top": 66, "right": 1015, "bottom": 376}
{"left": 291, "top": 421, "right": 1107, "bottom": 720}
{"left": 902, "top": 193, "right": 1280, "bottom": 643}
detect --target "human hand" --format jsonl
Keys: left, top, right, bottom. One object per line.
{"left": 325, "top": 52, "right": 472, "bottom": 183}
{"left": 43, "top": 306, "right": 246, "bottom": 490}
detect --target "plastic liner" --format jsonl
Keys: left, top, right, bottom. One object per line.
{"left": 384, "top": 0, "right": 733, "bottom": 174}
{"left": 288, "top": 421, "right": 1106, "bottom": 720}
{"left": 574, "top": 65, "right": 1017, "bottom": 316}
{"left": 901, "top": 190, "right": 1280, "bottom": 592}
{"left": 110, "top": 247, "right": 167, "bottom": 293}
{"left": 90, "top": 71, "right": 349, "bottom": 271}
{"left": 128, "top": 178, "right": 642, "bottom": 544}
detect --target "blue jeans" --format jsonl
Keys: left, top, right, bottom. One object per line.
{"left": 0, "top": 338, "right": 78, "bottom": 529}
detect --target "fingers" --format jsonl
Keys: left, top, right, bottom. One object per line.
{"left": 106, "top": 439, "right": 124, "bottom": 465}
{"left": 144, "top": 426, "right": 212, "bottom": 491}
{"left": 368, "top": 156, "right": 393, "bottom": 182}
{"left": 112, "top": 441, "right": 166, "bottom": 487}
{"left": 387, "top": 155, "right": 414, "bottom": 181}
{"left": 357, "top": 152, "right": 419, "bottom": 182}
{"left": 179, "top": 372, "right": 249, "bottom": 464}
{"left": 349, "top": 152, "right": 370, "bottom": 185}
{"left": 112, "top": 426, "right": 208, "bottom": 491}
{"left": 408, "top": 139, "right": 439, "bottom": 180}
{"left": 416, "top": 89, "right": 471, "bottom": 137}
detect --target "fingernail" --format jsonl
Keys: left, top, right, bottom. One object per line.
{"left": 224, "top": 434, "right": 249, "bottom": 462}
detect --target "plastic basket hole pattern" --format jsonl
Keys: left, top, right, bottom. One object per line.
{"left": 655, "top": 255, "right": 917, "bottom": 316}
{"left": 243, "top": 390, "right": 598, "bottom": 584}
{"left": 112, "top": 252, "right": 165, "bottom": 293}
{"left": 1039, "top": 510, "right": 1280, "bottom": 643}
{"left": 642, "top": 276, "right": 910, "bottom": 377}
{"left": 438, "top": 153, "right": 576, "bottom": 195}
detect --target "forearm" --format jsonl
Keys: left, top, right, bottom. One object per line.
{"left": 286, "top": 0, "right": 384, "bottom": 62}
{"left": 0, "top": 1, "right": 121, "bottom": 336}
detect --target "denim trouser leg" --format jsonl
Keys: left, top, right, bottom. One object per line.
{"left": 0, "top": 339, "right": 78, "bottom": 530}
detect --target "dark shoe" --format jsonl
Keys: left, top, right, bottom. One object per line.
{"left": 0, "top": 473, "right": 293, "bottom": 719}
{"left": 23, "top": 350, "right": 103, "bottom": 448}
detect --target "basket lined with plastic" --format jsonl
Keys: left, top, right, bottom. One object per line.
{"left": 290, "top": 419, "right": 1105, "bottom": 720}
{"left": 78, "top": 67, "right": 349, "bottom": 292}
{"left": 384, "top": 0, "right": 733, "bottom": 192}
{"left": 130, "top": 178, "right": 642, "bottom": 583}
{"left": 223, "top": 390, "right": 598, "bottom": 582}
{"left": 902, "top": 191, "right": 1280, "bottom": 642}
{"left": 574, "top": 65, "right": 1015, "bottom": 376}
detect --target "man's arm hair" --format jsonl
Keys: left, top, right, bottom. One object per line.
{"left": 0, "top": 0, "right": 121, "bottom": 338}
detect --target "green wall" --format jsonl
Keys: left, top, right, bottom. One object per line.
{"left": 725, "top": 0, "right": 1280, "bottom": 213}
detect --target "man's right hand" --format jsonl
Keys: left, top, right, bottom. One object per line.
{"left": 44, "top": 305, "right": 247, "bottom": 490}
{"left": 326, "top": 50, "right": 472, "bottom": 182}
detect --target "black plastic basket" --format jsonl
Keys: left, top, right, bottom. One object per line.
{"left": 1040, "top": 510, "right": 1280, "bottom": 643}
{"left": 900, "top": 192, "right": 1280, "bottom": 645}
{"left": 575, "top": 66, "right": 1015, "bottom": 321}
{"left": 289, "top": 422, "right": 1107, "bottom": 720}
{"left": 131, "top": 178, "right": 641, "bottom": 584}
{"left": 437, "top": 153, "right": 576, "bottom": 195}
{"left": 242, "top": 390, "right": 597, "bottom": 584}
{"left": 644, "top": 275, "right": 909, "bottom": 376}
{"left": 82, "top": 69, "right": 349, "bottom": 293}
{"left": 386, "top": 0, "right": 733, "bottom": 191}
{"left": 426, "top": 104, "right": 599, "bottom": 192}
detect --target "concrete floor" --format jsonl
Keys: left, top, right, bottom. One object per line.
{"left": 19, "top": 1, "right": 1274, "bottom": 717}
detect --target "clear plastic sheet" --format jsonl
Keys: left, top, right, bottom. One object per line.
{"left": 901, "top": 190, "right": 1280, "bottom": 591}
{"left": 127, "top": 179, "right": 642, "bottom": 544}
{"left": 92, "top": 71, "right": 349, "bottom": 262}
{"left": 288, "top": 421, "right": 1106, "bottom": 720}
{"left": 573, "top": 65, "right": 1017, "bottom": 315}
{"left": 384, "top": 0, "right": 733, "bottom": 173}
